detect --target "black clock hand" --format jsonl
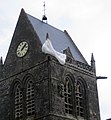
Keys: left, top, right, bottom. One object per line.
{"left": 21, "top": 43, "right": 27, "bottom": 51}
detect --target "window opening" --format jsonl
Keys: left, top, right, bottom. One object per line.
{"left": 26, "top": 81, "right": 35, "bottom": 117}
{"left": 14, "top": 84, "right": 23, "bottom": 120}
{"left": 64, "top": 76, "right": 73, "bottom": 114}
{"left": 75, "top": 81, "right": 84, "bottom": 118}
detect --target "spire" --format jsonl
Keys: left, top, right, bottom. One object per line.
{"left": 0, "top": 57, "right": 3, "bottom": 66}
{"left": 42, "top": 2, "right": 47, "bottom": 23}
{"left": 91, "top": 53, "right": 96, "bottom": 73}
{"left": 91, "top": 54, "right": 107, "bottom": 80}
{"left": 0, "top": 57, "right": 3, "bottom": 78}
{"left": 91, "top": 53, "right": 95, "bottom": 65}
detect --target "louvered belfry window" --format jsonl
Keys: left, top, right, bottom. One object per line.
{"left": 75, "top": 81, "right": 84, "bottom": 118}
{"left": 14, "top": 84, "right": 23, "bottom": 120}
{"left": 26, "top": 80, "right": 35, "bottom": 116}
{"left": 64, "top": 76, "right": 73, "bottom": 114}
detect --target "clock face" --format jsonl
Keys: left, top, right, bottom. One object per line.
{"left": 16, "top": 41, "right": 29, "bottom": 57}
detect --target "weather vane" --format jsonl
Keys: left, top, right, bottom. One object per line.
{"left": 42, "top": 1, "right": 47, "bottom": 23}
{"left": 43, "top": 2, "right": 46, "bottom": 16}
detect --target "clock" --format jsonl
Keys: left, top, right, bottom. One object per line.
{"left": 16, "top": 41, "right": 29, "bottom": 57}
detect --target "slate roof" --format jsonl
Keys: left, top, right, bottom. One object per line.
{"left": 27, "top": 14, "right": 87, "bottom": 64}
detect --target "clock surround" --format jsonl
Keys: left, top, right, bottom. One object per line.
{"left": 16, "top": 41, "right": 29, "bottom": 57}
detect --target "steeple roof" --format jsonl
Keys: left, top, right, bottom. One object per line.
{"left": 26, "top": 12, "right": 87, "bottom": 64}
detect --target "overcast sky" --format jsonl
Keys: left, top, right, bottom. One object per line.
{"left": 0, "top": 0, "right": 111, "bottom": 119}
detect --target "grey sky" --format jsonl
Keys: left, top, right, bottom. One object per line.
{"left": 0, "top": 0, "right": 111, "bottom": 119}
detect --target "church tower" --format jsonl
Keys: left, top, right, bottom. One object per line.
{"left": 0, "top": 9, "right": 101, "bottom": 120}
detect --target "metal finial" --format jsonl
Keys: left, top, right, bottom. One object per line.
{"left": 42, "top": 2, "right": 47, "bottom": 23}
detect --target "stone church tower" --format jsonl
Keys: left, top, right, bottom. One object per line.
{"left": 0, "top": 9, "right": 101, "bottom": 120}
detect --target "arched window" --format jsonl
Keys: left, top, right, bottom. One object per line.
{"left": 26, "top": 80, "right": 35, "bottom": 117}
{"left": 14, "top": 84, "right": 23, "bottom": 120}
{"left": 64, "top": 76, "right": 73, "bottom": 114}
{"left": 75, "top": 80, "right": 85, "bottom": 118}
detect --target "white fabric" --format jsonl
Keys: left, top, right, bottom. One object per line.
{"left": 42, "top": 38, "right": 66, "bottom": 65}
